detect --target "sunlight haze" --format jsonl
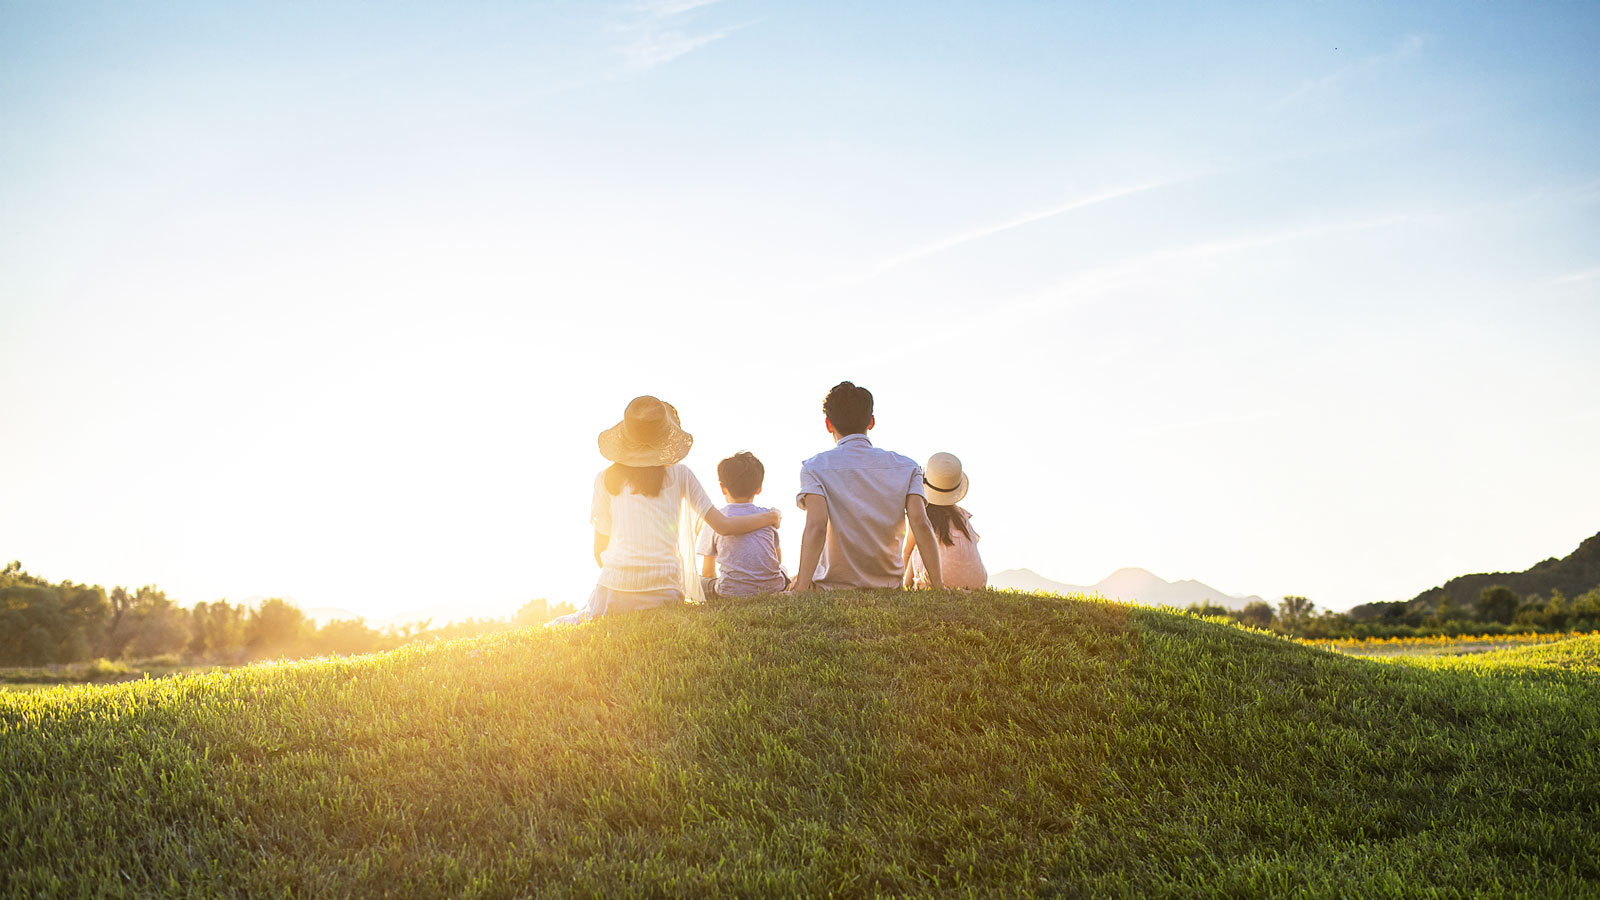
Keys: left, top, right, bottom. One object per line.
{"left": 3, "top": 0, "right": 1597, "bottom": 623}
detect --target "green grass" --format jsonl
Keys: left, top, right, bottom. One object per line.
{"left": 3, "top": 591, "right": 1597, "bottom": 898}
{"left": 0, "top": 657, "right": 215, "bottom": 687}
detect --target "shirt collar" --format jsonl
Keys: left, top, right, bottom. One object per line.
{"left": 834, "top": 432, "right": 873, "bottom": 447}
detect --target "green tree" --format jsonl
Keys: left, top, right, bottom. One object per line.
{"left": 311, "top": 619, "right": 384, "bottom": 657}
{"left": 0, "top": 566, "right": 110, "bottom": 664}
{"left": 1426, "top": 594, "right": 1465, "bottom": 629}
{"left": 190, "top": 601, "right": 249, "bottom": 662}
{"left": 1276, "top": 595, "right": 1315, "bottom": 633}
{"left": 0, "top": 561, "right": 50, "bottom": 588}
{"left": 1543, "top": 592, "right": 1571, "bottom": 630}
{"left": 0, "top": 584, "right": 67, "bottom": 665}
{"left": 1475, "top": 584, "right": 1520, "bottom": 624}
{"left": 513, "top": 598, "right": 577, "bottom": 626}
{"left": 58, "top": 584, "right": 109, "bottom": 661}
{"left": 1235, "top": 601, "right": 1274, "bottom": 629}
{"left": 247, "top": 598, "right": 312, "bottom": 657}
{"left": 20, "top": 625, "right": 57, "bottom": 665}
{"left": 514, "top": 598, "right": 551, "bottom": 626}
{"left": 103, "top": 587, "right": 135, "bottom": 658}
{"left": 122, "top": 587, "right": 191, "bottom": 659}
{"left": 103, "top": 586, "right": 186, "bottom": 659}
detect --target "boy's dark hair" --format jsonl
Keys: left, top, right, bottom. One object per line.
{"left": 822, "top": 381, "right": 873, "bottom": 435}
{"left": 717, "top": 451, "right": 765, "bottom": 498}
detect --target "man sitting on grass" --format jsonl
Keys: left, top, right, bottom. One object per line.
{"left": 791, "top": 381, "right": 942, "bottom": 592}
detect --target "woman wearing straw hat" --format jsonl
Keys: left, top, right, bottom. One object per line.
{"left": 902, "top": 452, "right": 987, "bottom": 590}
{"left": 561, "top": 396, "right": 781, "bottom": 621}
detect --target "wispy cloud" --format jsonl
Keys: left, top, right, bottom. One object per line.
{"left": 1545, "top": 266, "right": 1600, "bottom": 287}
{"left": 862, "top": 177, "right": 1192, "bottom": 278}
{"left": 636, "top": 0, "right": 724, "bottom": 14}
{"left": 621, "top": 26, "right": 738, "bottom": 69}
{"left": 992, "top": 213, "right": 1425, "bottom": 323}
{"left": 617, "top": 0, "right": 744, "bottom": 71}
{"left": 1274, "top": 33, "right": 1431, "bottom": 109}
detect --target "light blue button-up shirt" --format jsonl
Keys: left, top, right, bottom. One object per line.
{"left": 796, "top": 433, "right": 926, "bottom": 589}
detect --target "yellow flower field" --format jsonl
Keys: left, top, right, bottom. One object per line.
{"left": 1304, "top": 630, "right": 1600, "bottom": 656}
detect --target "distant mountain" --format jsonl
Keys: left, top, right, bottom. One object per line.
{"left": 990, "top": 567, "right": 1266, "bottom": 611}
{"left": 1408, "top": 531, "right": 1600, "bottom": 610}
{"left": 988, "top": 568, "right": 1087, "bottom": 595}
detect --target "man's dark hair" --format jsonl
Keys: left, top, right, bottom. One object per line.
{"left": 717, "top": 451, "right": 765, "bottom": 498}
{"left": 823, "top": 381, "right": 873, "bottom": 435}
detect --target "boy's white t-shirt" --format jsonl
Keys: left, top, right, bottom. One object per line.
{"left": 695, "top": 502, "right": 786, "bottom": 596}
{"left": 592, "top": 464, "right": 716, "bottom": 593}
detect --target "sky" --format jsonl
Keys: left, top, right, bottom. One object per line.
{"left": 2, "top": 0, "right": 1597, "bottom": 623}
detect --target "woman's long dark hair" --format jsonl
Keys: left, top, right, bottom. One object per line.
{"left": 605, "top": 463, "right": 666, "bottom": 498}
{"left": 927, "top": 504, "right": 972, "bottom": 547}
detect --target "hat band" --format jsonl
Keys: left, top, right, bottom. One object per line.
{"left": 925, "top": 478, "right": 961, "bottom": 493}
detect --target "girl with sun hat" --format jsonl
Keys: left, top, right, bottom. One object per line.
{"left": 902, "top": 452, "right": 987, "bottom": 590}
{"left": 555, "top": 395, "right": 781, "bottom": 622}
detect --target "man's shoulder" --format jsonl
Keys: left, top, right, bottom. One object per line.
{"left": 799, "top": 447, "right": 837, "bottom": 471}
{"left": 871, "top": 446, "right": 920, "bottom": 468}
{"left": 802, "top": 441, "right": 918, "bottom": 470}
{"left": 852, "top": 443, "right": 920, "bottom": 473}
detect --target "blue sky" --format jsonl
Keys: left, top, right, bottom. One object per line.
{"left": 2, "top": 1, "right": 1597, "bottom": 621}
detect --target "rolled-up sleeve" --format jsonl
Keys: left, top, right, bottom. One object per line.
{"left": 591, "top": 472, "right": 612, "bottom": 535}
{"left": 797, "top": 461, "right": 824, "bottom": 508}
{"left": 681, "top": 467, "right": 717, "bottom": 520}
{"left": 906, "top": 463, "right": 927, "bottom": 500}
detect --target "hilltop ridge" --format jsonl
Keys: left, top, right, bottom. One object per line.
{"left": 3, "top": 590, "right": 1595, "bottom": 898}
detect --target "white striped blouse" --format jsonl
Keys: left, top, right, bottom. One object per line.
{"left": 592, "top": 464, "right": 716, "bottom": 593}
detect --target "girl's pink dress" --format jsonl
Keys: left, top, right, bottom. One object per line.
{"left": 910, "top": 509, "right": 987, "bottom": 590}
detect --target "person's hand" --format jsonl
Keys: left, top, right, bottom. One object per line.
{"left": 763, "top": 509, "right": 782, "bottom": 528}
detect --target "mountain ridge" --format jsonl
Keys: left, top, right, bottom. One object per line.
{"left": 1406, "top": 530, "right": 1600, "bottom": 611}
{"left": 989, "top": 566, "right": 1266, "bottom": 611}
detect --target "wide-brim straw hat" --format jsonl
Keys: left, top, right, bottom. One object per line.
{"left": 923, "top": 452, "right": 968, "bottom": 506}
{"left": 598, "top": 396, "right": 694, "bottom": 467}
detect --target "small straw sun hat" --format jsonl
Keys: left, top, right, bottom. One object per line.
{"left": 922, "top": 452, "right": 968, "bottom": 506}
{"left": 597, "top": 396, "right": 694, "bottom": 467}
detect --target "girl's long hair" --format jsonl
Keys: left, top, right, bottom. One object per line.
{"left": 605, "top": 463, "right": 667, "bottom": 498}
{"left": 927, "top": 504, "right": 972, "bottom": 547}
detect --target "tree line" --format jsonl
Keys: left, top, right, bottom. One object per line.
{"left": 0, "top": 561, "right": 575, "bottom": 667}
{"left": 11, "top": 558, "right": 1597, "bottom": 666}
{"left": 1188, "top": 583, "right": 1600, "bottom": 638}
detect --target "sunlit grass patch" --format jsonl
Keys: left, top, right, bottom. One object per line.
{"left": 3, "top": 591, "right": 1597, "bottom": 898}
{"left": 1304, "top": 630, "right": 1596, "bottom": 657}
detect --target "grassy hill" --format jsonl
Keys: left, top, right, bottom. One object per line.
{"left": 3, "top": 590, "right": 1597, "bottom": 899}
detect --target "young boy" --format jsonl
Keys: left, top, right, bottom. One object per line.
{"left": 697, "top": 451, "right": 787, "bottom": 598}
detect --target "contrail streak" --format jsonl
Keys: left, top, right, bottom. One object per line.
{"left": 864, "top": 177, "right": 1187, "bottom": 277}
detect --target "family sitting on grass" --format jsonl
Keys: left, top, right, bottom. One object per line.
{"left": 552, "top": 381, "right": 987, "bottom": 624}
